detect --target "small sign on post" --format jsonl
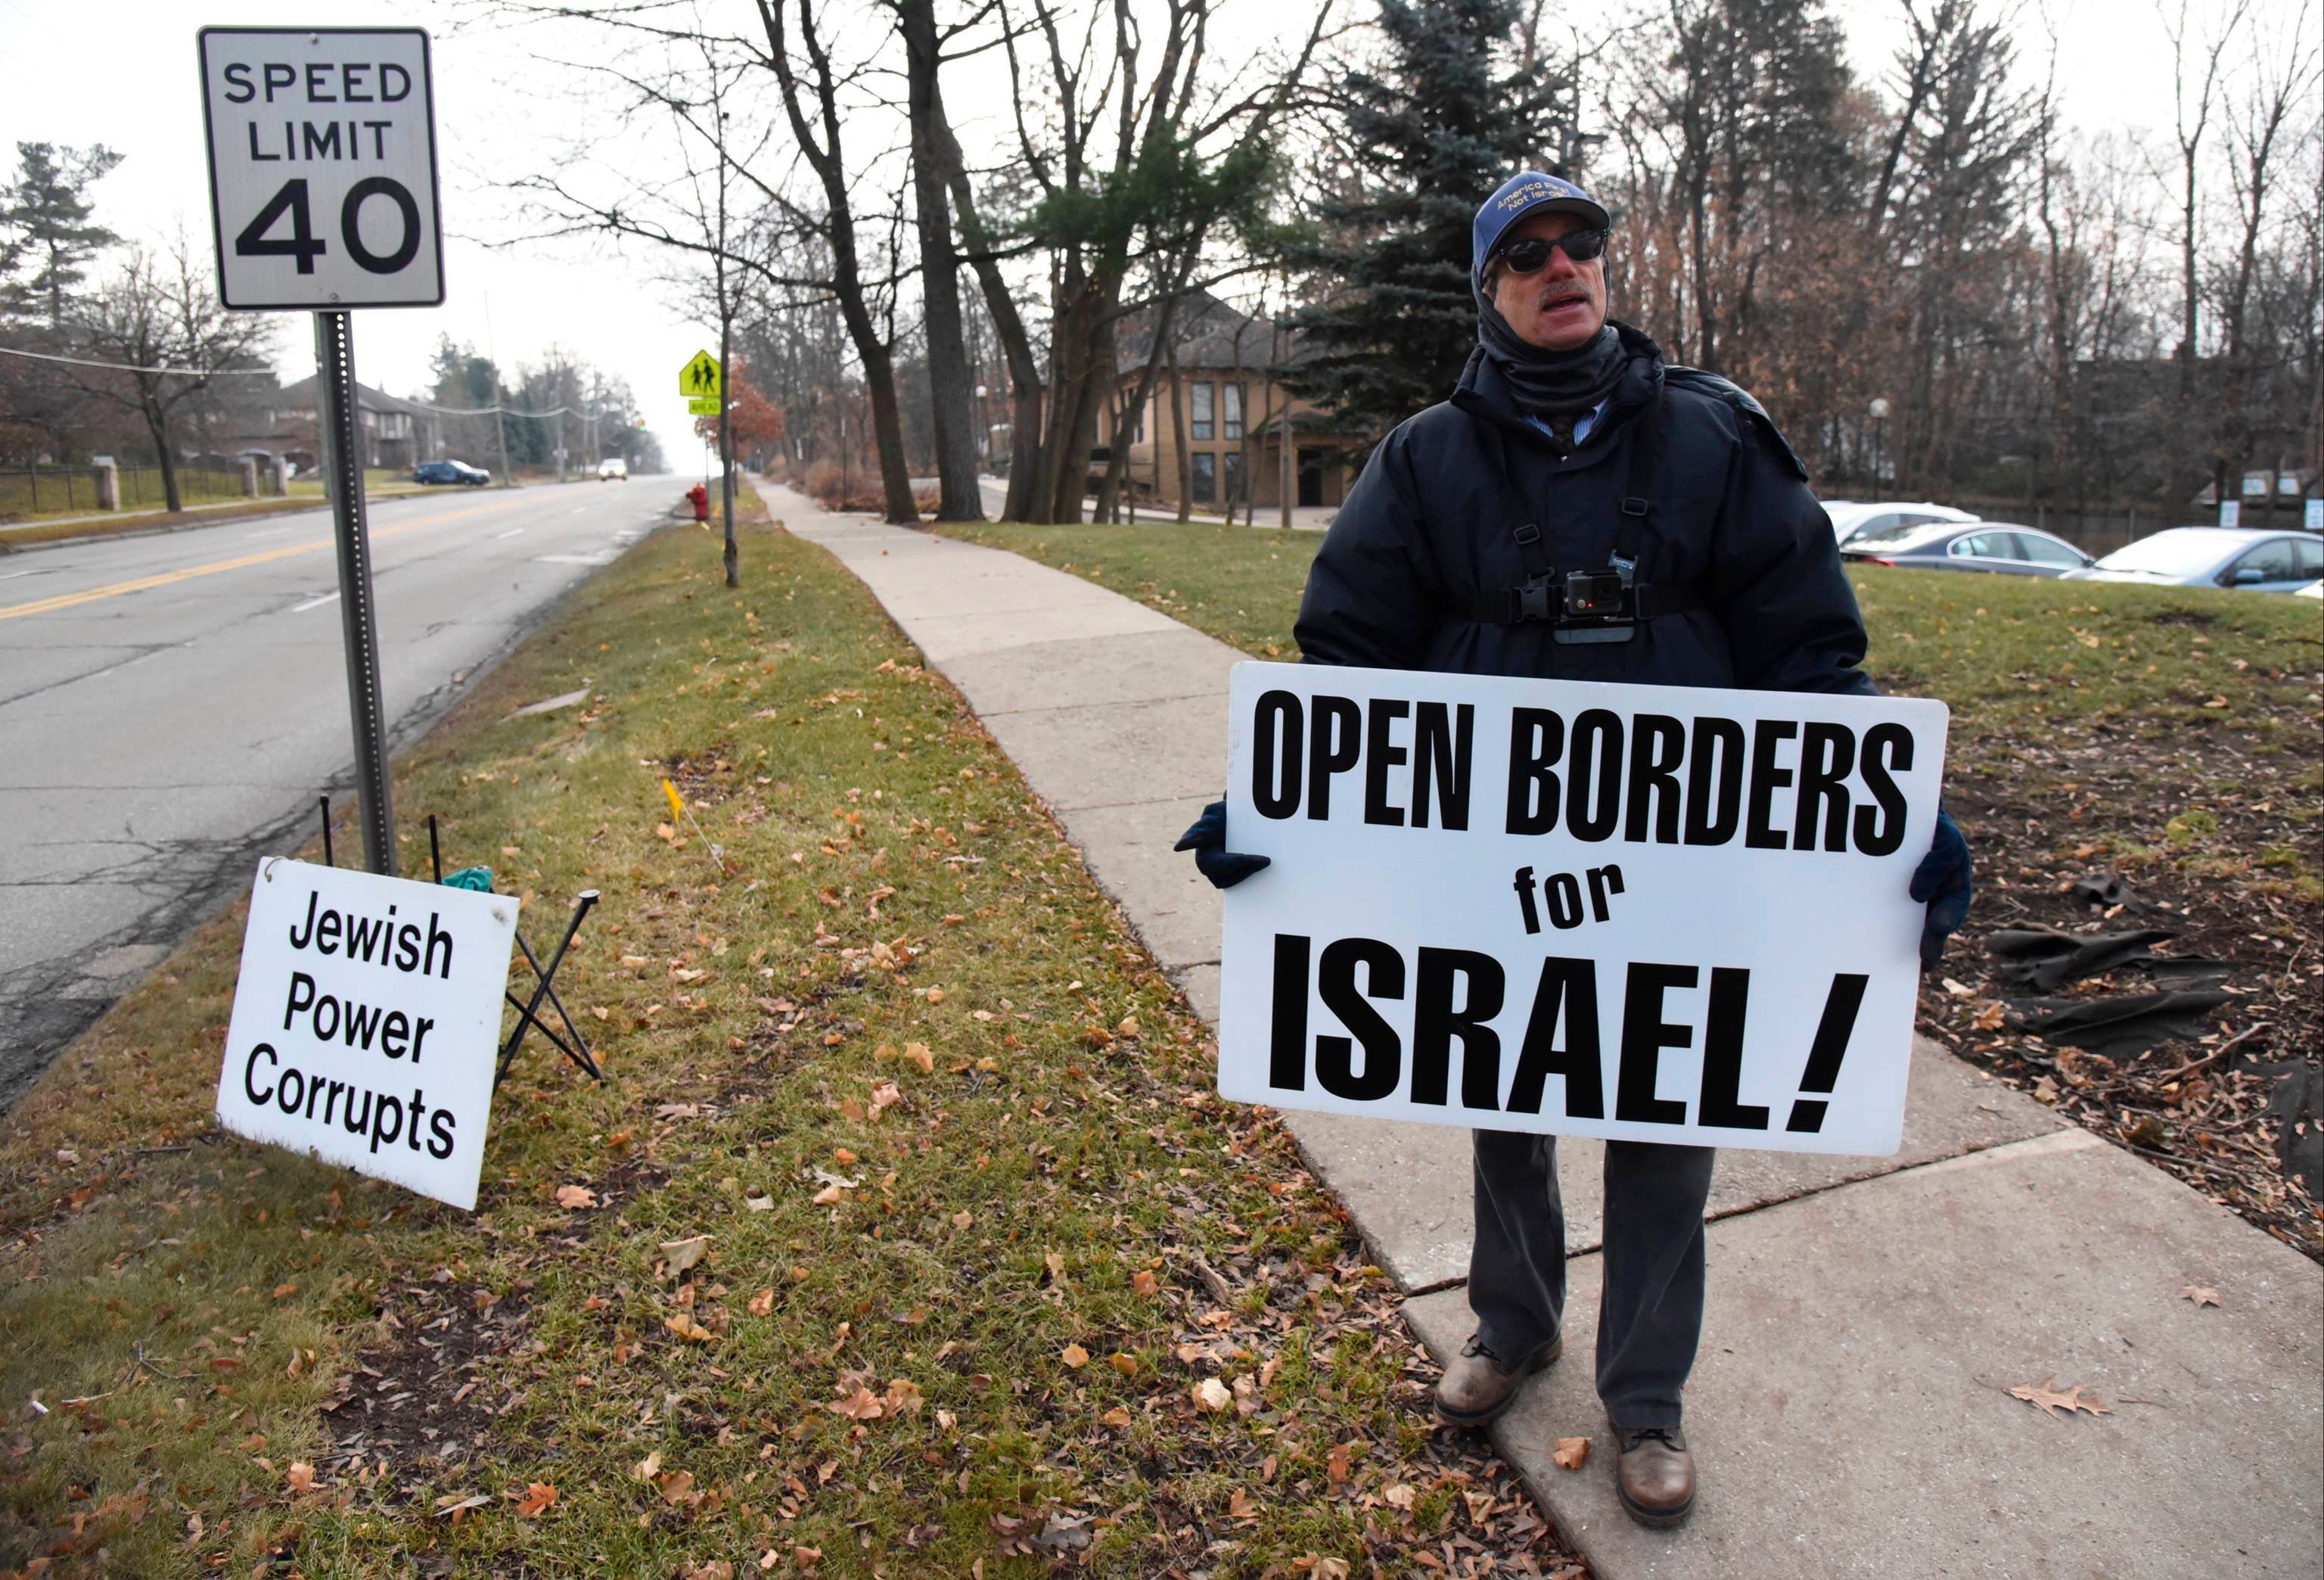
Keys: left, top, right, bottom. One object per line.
{"left": 679, "top": 350, "right": 722, "bottom": 400}
{"left": 200, "top": 26, "right": 446, "bottom": 876}
{"left": 2219, "top": 499, "right": 2241, "bottom": 528}
{"left": 1215, "top": 663, "right": 1949, "bottom": 1158}
{"left": 215, "top": 858, "right": 519, "bottom": 1210}
{"left": 2305, "top": 498, "right": 2321, "bottom": 533}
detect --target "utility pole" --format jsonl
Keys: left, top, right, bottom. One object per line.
{"left": 485, "top": 292, "right": 514, "bottom": 487}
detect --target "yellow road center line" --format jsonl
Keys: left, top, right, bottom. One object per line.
{"left": 0, "top": 497, "right": 527, "bottom": 622}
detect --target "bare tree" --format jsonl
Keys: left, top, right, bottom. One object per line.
{"left": 896, "top": 0, "right": 987, "bottom": 521}
{"left": 2157, "top": 0, "right": 2251, "bottom": 402}
{"left": 757, "top": 0, "right": 922, "bottom": 524}
{"left": 69, "top": 241, "right": 275, "bottom": 512}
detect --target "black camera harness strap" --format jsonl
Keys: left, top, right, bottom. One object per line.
{"left": 1475, "top": 394, "right": 1710, "bottom": 645}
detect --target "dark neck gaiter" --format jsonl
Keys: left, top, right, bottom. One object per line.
{"left": 1474, "top": 288, "right": 1629, "bottom": 425}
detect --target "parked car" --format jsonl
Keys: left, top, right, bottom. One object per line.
{"left": 1840, "top": 520, "right": 2095, "bottom": 577}
{"left": 413, "top": 459, "right": 491, "bottom": 487}
{"left": 1820, "top": 499, "right": 1980, "bottom": 545}
{"left": 598, "top": 458, "right": 629, "bottom": 481}
{"left": 2060, "top": 527, "right": 2324, "bottom": 594}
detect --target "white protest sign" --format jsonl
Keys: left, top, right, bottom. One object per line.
{"left": 197, "top": 27, "right": 445, "bottom": 309}
{"left": 215, "top": 857, "right": 518, "bottom": 1209}
{"left": 1217, "top": 663, "right": 1949, "bottom": 1158}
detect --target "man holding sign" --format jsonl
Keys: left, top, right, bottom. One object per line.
{"left": 1179, "top": 172, "right": 1972, "bottom": 1528}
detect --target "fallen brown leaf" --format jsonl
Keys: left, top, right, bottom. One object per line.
{"left": 1061, "top": 1343, "right": 1089, "bottom": 1370}
{"left": 514, "top": 1482, "right": 557, "bottom": 1518}
{"left": 831, "top": 1382, "right": 884, "bottom": 1420}
{"left": 1552, "top": 1435, "right": 1590, "bottom": 1470}
{"left": 748, "top": 1288, "right": 775, "bottom": 1317}
{"left": 2009, "top": 1378, "right": 2114, "bottom": 1418}
{"left": 2180, "top": 1285, "right": 2221, "bottom": 1308}
{"left": 661, "top": 1235, "right": 710, "bottom": 1275}
{"left": 1193, "top": 1378, "right": 1232, "bottom": 1414}
{"left": 555, "top": 1184, "right": 597, "bottom": 1209}
{"left": 284, "top": 1462, "right": 318, "bottom": 1494}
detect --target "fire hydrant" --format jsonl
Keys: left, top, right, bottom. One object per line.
{"left": 686, "top": 481, "right": 710, "bottom": 524}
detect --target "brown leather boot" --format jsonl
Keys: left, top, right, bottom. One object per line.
{"left": 1433, "top": 1332, "right": 1561, "bottom": 1427}
{"left": 1612, "top": 1423, "right": 1695, "bottom": 1527}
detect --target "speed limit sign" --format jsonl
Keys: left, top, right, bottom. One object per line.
{"left": 197, "top": 27, "right": 445, "bottom": 309}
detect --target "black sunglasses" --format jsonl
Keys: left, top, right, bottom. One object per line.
{"left": 1493, "top": 228, "right": 1609, "bottom": 274}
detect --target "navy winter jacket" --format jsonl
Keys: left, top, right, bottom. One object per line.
{"left": 1294, "top": 324, "right": 1876, "bottom": 699}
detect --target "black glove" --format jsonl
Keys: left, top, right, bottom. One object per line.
{"left": 1173, "top": 798, "right": 1271, "bottom": 890}
{"left": 1909, "top": 809, "right": 1973, "bottom": 968}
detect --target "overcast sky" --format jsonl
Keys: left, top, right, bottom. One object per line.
{"left": 0, "top": 0, "right": 2242, "bottom": 462}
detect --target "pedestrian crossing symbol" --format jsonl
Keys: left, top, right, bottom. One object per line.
{"left": 679, "top": 350, "right": 722, "bottom": 400}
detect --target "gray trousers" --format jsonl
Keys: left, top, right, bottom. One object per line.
{"left": 1469, "top": 1130, "right": 1716, "bottom": 1430}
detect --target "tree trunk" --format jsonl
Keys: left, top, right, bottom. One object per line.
{"left": 1035, "top": 266, "right": 1105, "bottom": 524}
{"left": 719, "top": 260, "right": 738, "bottom": 587}
{"left": 899, "top": 0, "right": 984, "bottom": 521}
{"left": 921, "top": 61, "right": 1043, "bottom": 521}
{"left": 1095, "top": 294, "right": 1181, "bottom": 523}
{"left": 1170, "top": 342, "right": 1191, "bottom": 522}
{"left": 145, "top": 396, "right": 182, "bottom": 512}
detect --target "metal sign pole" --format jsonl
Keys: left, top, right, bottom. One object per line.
{"left": 314, "top": 309, "right": 396, "bottom": 876}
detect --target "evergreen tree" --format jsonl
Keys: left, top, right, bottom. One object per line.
{"left": 1283, "top": 0, "right": 1571, "bottom": 438}
{"left": 2, "top": 142, "right": 124, "bottom": 326}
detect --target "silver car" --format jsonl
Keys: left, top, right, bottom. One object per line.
{"left": 1838, "top": 520, "right": 2095, "bottom": 577}
{"left": 2061, "top": 527, "right": 2324, "bottom": 594}
{"left": 1819, "top": 499, "right": 1980, "bottom": 546}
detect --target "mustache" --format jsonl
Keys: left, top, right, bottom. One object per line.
{"left": 1535, "top": 284, "right": 1592, "bottom": 309}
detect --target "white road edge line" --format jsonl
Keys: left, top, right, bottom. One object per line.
{"left": 493, "top": 528, "right": 525, "bottom": 540}
{"left": 290, "top": 591, "right": 340, "bottom": 613}
{"left": 0, "top": 568, "right": 41, "bottom": 581}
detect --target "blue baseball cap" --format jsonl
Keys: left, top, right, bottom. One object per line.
{"left": 1472, "top": 171, "right": 1612, "bottom": 285}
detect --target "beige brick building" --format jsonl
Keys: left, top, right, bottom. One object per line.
{"left": 1096, "top": 294, "right": 1363, "bottom": 515}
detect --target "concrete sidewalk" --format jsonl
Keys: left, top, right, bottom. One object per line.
{"left": 773, "top": 484, "right": 2322, "bottom": 1578}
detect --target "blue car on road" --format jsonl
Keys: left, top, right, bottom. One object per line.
{"left": 2061, "top": 527, "right": 2324, "bottom": 594}
{"left": 412, "top": 459, "right": 491, "bottom": 487}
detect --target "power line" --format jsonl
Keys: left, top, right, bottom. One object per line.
{"left": 3, "top": 343, "right": 623, "bottom": 421}
{"left": 0, "top": 343, "right": 278, "bottom": 378}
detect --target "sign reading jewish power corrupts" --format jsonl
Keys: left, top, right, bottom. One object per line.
{"left": 214, "top": 857, "right": 519, "bottom": 1209}
{"left": 1216, "top": 663, "right": 1950, "bottom": 1157}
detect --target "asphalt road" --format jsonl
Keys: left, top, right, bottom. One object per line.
{"left": 0, "top": 481, "right": 676, "bottom": 1108}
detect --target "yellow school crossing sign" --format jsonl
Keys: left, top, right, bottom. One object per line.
{"left": 679, "top": 350, "right": 722, "bottom": 400}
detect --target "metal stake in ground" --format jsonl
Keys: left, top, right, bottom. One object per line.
{"left": 314, "top": 309, "right": 395, "bottom": 876}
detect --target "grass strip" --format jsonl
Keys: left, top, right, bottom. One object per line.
{"left": 1, "top": 496, "right": 1581, "bottom": 1575}
{"left": 937, "top": 518, "right": 2323, "bottom": 1255}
